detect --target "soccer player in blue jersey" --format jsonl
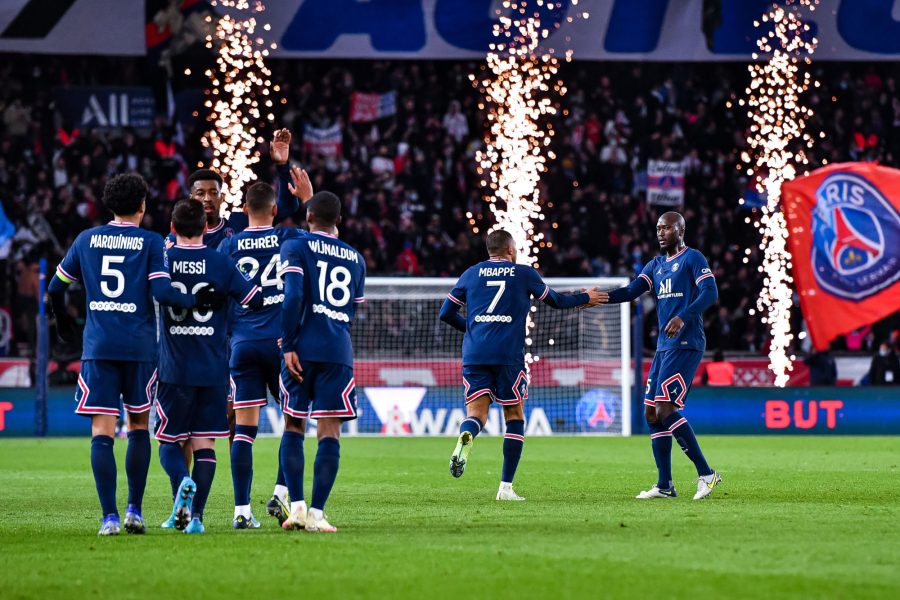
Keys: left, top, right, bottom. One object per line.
{"left": 438, "top": 230, "right": 603, "bottom": 501}
{"left": 601, "top": 212, "right": 722, "bottom": 500}
{"left": 155, "top": 199, "right": 263, "bottom": 534}
{"left": 167, "top": 129, "right": 307, "bottom": 248}
{"left": 217, "top": 178, "right": 313, "bottom": 528}
{"left": 278, "top": 191, "right": 365, "bottom": 533}
{"left": 47, "top": 174, "right": 225, "bottom": 536}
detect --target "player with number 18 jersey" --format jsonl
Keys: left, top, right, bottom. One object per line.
{"left": 278, "top": 191, "right": 365, "bottom": 533}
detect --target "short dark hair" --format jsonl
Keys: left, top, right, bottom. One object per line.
{"left": 188, "top": 169, "right": 223, "bottom": 189}
{"left": 306, "top": 191, "right": 341, "bottom": 227}
{"left": 246, "top": 182, "right": 276, "bottom": 216}
{"left": 102, "top": 173, "right": 147, "bottom": 217}
{"left": 171, "top": 199, "right": 207, "bottom": 238}
{"left": 486, "top": 229, "right": 514, "bottom": 255}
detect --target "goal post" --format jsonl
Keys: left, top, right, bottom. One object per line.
{"left": 346, "top": 277, "right": 632, "bottom": 437}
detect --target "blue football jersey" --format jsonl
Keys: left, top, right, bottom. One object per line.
{"left": 158, "top": 244, "right": 260, "bottom": 385}
{"left": 448, "top": 259, "right": 552, "bottom": 366}
{"left": 639, "top": 247, "right": 717, "bottom": 351}
{"left": 217, "top": 225, "right": 308, "bottom": 344}
{"left": 56, "top": 221, "right": 172, "bottom": 362}
{"left": 280, "top": 232, "right": 366, "bottom": 367}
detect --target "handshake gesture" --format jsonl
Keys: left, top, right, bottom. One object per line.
{"left": 580, "top": 287, "right": 609, "bottom": 308}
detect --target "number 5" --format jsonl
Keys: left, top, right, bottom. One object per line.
{"left": 486, "top": 280, "right": 505, "bottom": 313}
{"left": 101, "top": 255, "right": 125, "bottom": 298}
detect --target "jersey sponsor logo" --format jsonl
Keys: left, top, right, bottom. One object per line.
{"left": 237, "top": 235, "right": 280, "bottom": 251}
{"left": 478, "top": 267, "right": 515, "bottom": 277}
{"left": 89, "top": 234, "right": 144, "bottom": 250}
{"left": 172, "top": 260, "right": 206, "bottom": 275}
{"left": 168, "top": 325, "right": 215, "bottom": 336}
{"left": 656, "top": 278, "right": 684, "bottom": 300}
{"left": 308, "top": 239, "right": 359, "bottom": 263}
{"left": 263, "top": 293, "right": 285, "bottom": 306}
{"left": 88, "top": 300, "right": 137, "bottom": 313}
{"left": 473, "top": 314, "right": 512, "bottom": 323}
{"left": 312, "top": 303, "right": 350, "bottom": 322}
{"left": 811, "top": 173, "right": 900, "bottom": 300}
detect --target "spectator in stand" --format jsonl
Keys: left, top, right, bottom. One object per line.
{"left": 806, "top": 350, "right": 838, "bottom": 386}
{"left": 703, "top": 350, "right": 735, "bottom": 386}
{"left": 868, "top": 342, "right": 900, "bottom": 385}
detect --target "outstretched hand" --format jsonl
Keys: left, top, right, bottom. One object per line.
{"left": 580, "top": 287, "right": 608, "bottom": 308}
{"left": 287, "top": 165, "right": 314, "bottom": 202}
{"left": 270, "top": 128, "right": 291, "bottom": 165}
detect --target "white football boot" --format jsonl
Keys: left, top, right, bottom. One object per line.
{"left": 496, "top": 483, "right": 525, "bottom": 501}
{"left": 693, "top": 471, "right": 722, "bottom": 500}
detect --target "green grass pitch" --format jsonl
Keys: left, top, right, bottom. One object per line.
{"left": 1, "top": 436, "right": 898, "bottom": 599}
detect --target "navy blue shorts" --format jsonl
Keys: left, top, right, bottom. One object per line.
{"left": 229, "top": 339, "right": 280, "bottom": 409}
{"left": 644, "top": 349, "right": 704, "bottom": 408}
{"left": 75, "top": 360, "right": 157, "bottom": 417}
{"left": 462, "top": 365, "right": 528, "bottom": 406}
{"left": 154, "top": 382, "right": 230, "bottom": 442}
{"left": 279, "top": 361, "right": 357, "bottom": 421}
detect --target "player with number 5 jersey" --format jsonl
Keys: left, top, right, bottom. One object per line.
{"left": 47, "top": 174, "right": 226, "bottom": 536}
{"left": 278, "top": 191, "right": 365, "bottom": 533}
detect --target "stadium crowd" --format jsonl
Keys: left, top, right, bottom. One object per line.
{"left": 0, "top": 55, "right": 898, "bottom": 361}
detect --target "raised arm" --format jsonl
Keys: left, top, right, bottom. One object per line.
{"left": 271, "top": 128, "right": 314, "bottom": 224}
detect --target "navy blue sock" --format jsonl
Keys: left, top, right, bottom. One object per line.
{"left": 459, "top": 416, "right": 483, "bottom": 438}
{"left": 159, "top": 442, "right": 190, "bottom": 490}
{"left": 231, "top": 425, "right": 257, "bottom": 506}
{"left": 280, "top": 431, "right": 305, "bottom": 502}
{"left": 311, "top": 438, "right": 340, "bottom": 511}
{"left": 125, "top": 429, "right": 150, "bottom": 511}
{"left": 663, "top": 412, "right": 713, "bottom": 476}
{"left": 91, "top": 435, "right": 118, "bottom": 517}
{"left": 649, "top": 422, "right": 674, "bottom": 489}
{"left": 191, "top": 448, "right": 217, "bottom": 519}
{"left": 276, "top": 459, "right": 286, "bottom": 488}
{"left": 501, "top": 420, "right": 525, "bottom": 484}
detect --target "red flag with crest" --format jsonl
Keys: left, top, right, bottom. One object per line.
{"left": 781, "top": 162, "right": 900, "bottom": 350}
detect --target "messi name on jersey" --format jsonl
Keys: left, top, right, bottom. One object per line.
{"left": 812, "top": 172, "right": 900, "bottom": 300}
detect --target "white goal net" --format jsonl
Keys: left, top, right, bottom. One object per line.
{"left": 345, "top": 277, "right": 631, "bottom": 437}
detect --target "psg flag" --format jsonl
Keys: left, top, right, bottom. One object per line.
{"left": 781, "top": 163, "right": 900, "bottom": 350}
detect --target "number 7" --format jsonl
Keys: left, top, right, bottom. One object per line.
{"left": 486, "top": 280, "right": 505, "bottom": 313}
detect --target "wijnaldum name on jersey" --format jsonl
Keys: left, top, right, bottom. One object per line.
{"left": 308, "top": 239, "right": 358, "bottom": 263}
{"left": 89, "top": 234, "right": 144, "bottom": 250}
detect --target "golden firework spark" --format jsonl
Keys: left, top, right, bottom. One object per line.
{"left": 202, "top": 0, "right": 275, "bottom": 216}
{"left": 472, "top": 1, "right": 585, "bottom": 365}
{"left": 742, "top": 0, "right": 818, "bottom": 386}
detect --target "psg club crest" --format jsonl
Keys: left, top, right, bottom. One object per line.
{"left": 575, "top": 389, "right": 619, "bottom": 433}
{"left": 811, "top": 173, "right": 900, "bottom": 300}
